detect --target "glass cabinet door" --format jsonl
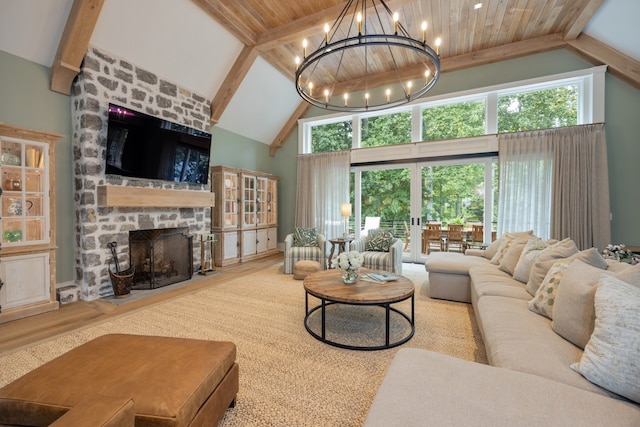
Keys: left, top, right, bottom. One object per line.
{"left": 0, "top": 138, "right": 48, "bottom": 246}
{"left": 256, "top": 177, "right": 267, "bottom": 225}
{"left": 243, "top": 175, "right": 256, "bottom": 227}
{"left": 267, "top": 179, "right": 277, "bottom": 225}
{"left": 223, "top": 172, "right": 238, "bottom": 228}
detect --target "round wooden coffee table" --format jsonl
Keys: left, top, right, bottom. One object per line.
{"left": 303, "top": 268, "right": 415, "bottom": 351}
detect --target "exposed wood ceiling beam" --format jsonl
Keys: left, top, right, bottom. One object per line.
{"left": 269, "top": 101, "right": 311, "bottom": 156}
{"left": 210, "top": 46, "right": 259, "bottom": 124}
{"left": 563, "top": 0, "right": 604, "bottom": 40}
{"left": 50, "top": 0, "right": 104, "bottom": 95}
{"left": 567, "top": 33, "right": 640, "bottom": 90}
{"left": 192, "top": 0, "right": 257, "bottom": 46}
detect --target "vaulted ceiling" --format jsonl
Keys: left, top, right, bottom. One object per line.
{"left": 1, "top": 0, "right": 639, "bottom": 156}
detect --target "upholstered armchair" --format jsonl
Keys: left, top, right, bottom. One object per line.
{"left": 351, "top": 228, "right": 403, "bottom": 274}
{"left": 284, "top": 228, "right": 327, "bottom": 274}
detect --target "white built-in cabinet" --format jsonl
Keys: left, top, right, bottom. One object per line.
{"left": 0, "top": 123, "right": 61, "bottom": 323}
{"left": 211, "top": 166, "right": 278, "bottom": 266}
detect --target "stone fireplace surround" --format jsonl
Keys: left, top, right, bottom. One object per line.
{"left": 72, "top": 47, "right": 212, "bottom": 301}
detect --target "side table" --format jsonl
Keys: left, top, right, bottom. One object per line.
{"left": 328, "top": 237, "right": 355, "bottom": 268}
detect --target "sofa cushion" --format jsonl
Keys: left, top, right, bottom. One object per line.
{"left": 425, "top": 252, "right": 489, "bottom": 275}
{"left": 293, "top": 227, "right": 318, "bottom": 247}
{"left": 525, "top": 238, "right": 579, "bottom": 296}
{"left": 572, "top": 276, "right": 640, "bottom": 403}
{"left": 365, "top": 228, "right": 394, "bottom": 252}
{"left": 469, "top": 264, "right": 531, "bottom": 304}
{"left": 475, "top": 296, "right": 613, "bottom": 396}
{"left": 512, "top": 236, "right": 551, "bottom": 283}
{"left": 364, "top": 348, "right": 640, "bottom": 427}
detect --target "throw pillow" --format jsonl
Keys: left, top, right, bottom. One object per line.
{"left": 490, "top": 233, "right": 515, "bottom": 265}
{"left": 293, "top": 227, "right": 318, "bottom": 247}
{"left": 484, "top": 230, "right": 533, "bottom": 260}
{"left": 365, "top": 229, "right": 394, "bottom": 252}
{"left": 525, "top": 238, "right": 578, "bottom": 296}
{"left": 499, "top": 239, "right": 528, "bottom": 276}
{"left": 571, "top": 276, "right": 640, "bottom": 404}
{"left": 512, "top": 236, "right": 550, "bottom": 283}
{"left": 551, "top": 260, "right": 612, "bottom": 349}
{"left": 528, "top": 260, "right": 570, "bottom": 319}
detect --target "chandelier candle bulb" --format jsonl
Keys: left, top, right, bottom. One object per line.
{"left": 421, "top": 21, "right": 427, "bottom": 43}
{"left": 407, "top": 80, "right": 412, "bottom": 96}
{"left": 308, "top": 81, "right": 313, "bottom": 96}
{"left": 386, "top": 88, "right": 391, "bottom": 103}
{"left": 393, "top": 12, "right": 399, "bottom": 34}
{"left": 302, "top": 39, "right": 308, "bottom": 57}
{"left": 365, "top": 92, "right": 369, "bottom": 107}
{"left": 324, "top": 89, "right": 330, "bottom": 103}
{"left": 425, "top": 69, "right": 430, "bottom": 85}
{"left": 295, "top": 56, "right": 300, "bottom": 71}
{"left": 436, "top": 37, "right": 442, "bottom": 55}
{"left": 357, "top": 12, "right": 362, "bottom": 34}
{"left": 324, "top": 23, "right": 330, "bottom": 44}
{"left": 344, "top": 93, "right": 349, "bottom": 106}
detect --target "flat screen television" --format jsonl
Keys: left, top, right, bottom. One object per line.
{"left": 106, "top": 103, "right": 212, "bottom": 185}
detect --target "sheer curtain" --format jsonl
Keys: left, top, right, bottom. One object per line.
{"left": 497, "top": 130, "right": 554, "bottom": 239}
{"left": 498, "top": 124, "right": 610, "bottom": 249}
{"left": 295, "top": 150, "right": 350, "bottom": 239}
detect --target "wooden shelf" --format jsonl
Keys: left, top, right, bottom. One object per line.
{"left": 97, "top": 185, "right": 215, "bottom": 208}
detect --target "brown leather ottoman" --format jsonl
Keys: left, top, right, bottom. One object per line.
{"left": 0, "top": 334, "right": 239, "bottom": 426}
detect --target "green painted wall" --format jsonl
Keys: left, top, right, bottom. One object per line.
{"left": 1, "top": 46, "right": 638, "bottom": 287}
{"left": 0, "top": 50, "right": 74, "bottom": 283}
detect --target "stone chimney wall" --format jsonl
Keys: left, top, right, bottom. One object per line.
{"left": 71, "top": 47, "right": 212, "bottom": 301}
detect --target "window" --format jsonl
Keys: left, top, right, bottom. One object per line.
{"left": 422, "top": 99, "right": 486, "bottom": 140}
{"left": 498, "top": 84, "right": 578, "bottom": 133}
{"left": 361, "top": 111, "right": 412, "bottom": 148}
{"left": 311, "top": 120, "right": 352, "bottom": 153}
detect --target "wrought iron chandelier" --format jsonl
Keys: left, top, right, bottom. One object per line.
{"left": 294, "top": 0, "right": 441, "bottom": 112}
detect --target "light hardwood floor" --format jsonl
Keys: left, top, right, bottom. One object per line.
{"left": 0, "top": 254, "right": 283, "bottom": 355}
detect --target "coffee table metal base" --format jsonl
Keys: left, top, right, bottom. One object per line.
{"left": 304, "top": 292, "right": 415, "bottom": 351}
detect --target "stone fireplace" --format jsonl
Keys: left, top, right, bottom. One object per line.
{"left": 71, "top": 47, "right": 212, "bottom": 301}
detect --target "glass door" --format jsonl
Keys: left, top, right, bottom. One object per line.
{"left": 354, "top": 157, "right": 496, "bottom": 263}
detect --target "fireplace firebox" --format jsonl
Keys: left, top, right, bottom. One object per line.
{"left": 129, "top": 227, "right": 193, "bottom": 289}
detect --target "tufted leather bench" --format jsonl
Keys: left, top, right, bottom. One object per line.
{"left": 0, "top": 334, "right": 238, "bottom": 426}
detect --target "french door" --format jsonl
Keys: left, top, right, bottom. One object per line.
{"left": 354, "top": 157, "right": 495, "bottom": 263}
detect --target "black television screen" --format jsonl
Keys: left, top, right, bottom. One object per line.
{"left": 106, "top": 103, "right": 212, "bottom": 185}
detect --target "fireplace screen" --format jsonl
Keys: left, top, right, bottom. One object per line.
{"left": 129, "top": 227, "right": 193, "bottom": 289}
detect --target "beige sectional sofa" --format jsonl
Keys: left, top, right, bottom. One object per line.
{"left": 365, "top": 233, "right": 640, "bottom": 426}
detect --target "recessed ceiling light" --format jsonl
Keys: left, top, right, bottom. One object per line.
{"left": 474, "top": 3, "right": 483, "bottom": 9}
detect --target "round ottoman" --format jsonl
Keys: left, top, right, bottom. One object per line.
{"left": 293, "top": 260, "right": 322, "bottom": 280}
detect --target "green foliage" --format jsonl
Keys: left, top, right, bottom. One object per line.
{"left": 423, "top": 100, "right": 485, "bottom": 141}
{"left": 362, "top": 112, "right": 412, "bottom": 147}
{"left": 498, "top": 85, "right": 578, "bottom": 132}
{"left": 311, "top": 121, "right": 352, "bottom": 153}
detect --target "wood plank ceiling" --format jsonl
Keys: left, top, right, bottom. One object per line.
{"left": 53, "top": 0, "right": 640, "bottom": 156}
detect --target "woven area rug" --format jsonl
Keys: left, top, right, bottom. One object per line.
{"left": 0, "top": 262, "right": 487, "bottom": 426}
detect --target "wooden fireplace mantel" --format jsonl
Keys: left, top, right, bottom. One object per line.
{"left": 97, "top": 185, "right": 215, "bottom": 208}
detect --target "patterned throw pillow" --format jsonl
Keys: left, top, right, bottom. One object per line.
{"left": 571, "top": 276, "right": 640, "bottom": 404}
{"left": 528, "top": 260, "right": 570, "bottom": 319}
{"left": 365, "top": 229, "right": 394, "bottom": 252}
{"left": 293, "top": 227, "right": 318, "bottom": 247}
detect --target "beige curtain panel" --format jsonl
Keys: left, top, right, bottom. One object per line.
{"left": 295, "top": 150, "right": 350, "bottom": 239}
{"left": 498, "top": 123, "right": 610, "bottom": 250}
